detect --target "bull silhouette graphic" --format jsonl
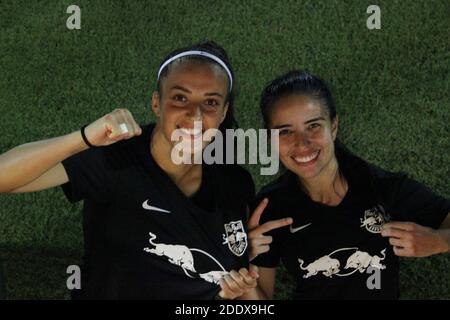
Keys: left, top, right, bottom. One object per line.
{"left": 298, "top": 247, "right": 389, "bottom": 279}
{"left": 199, "top": 271, "right": 229, "bottom": 285}
{"left": 298, "top": 247, "right": 358, "bottom": 278}
{"left": 342, "top": 248, "right": 387, "bottom": 275}
{"left": 144, "top": 232, "right": 196, "bottom": 277}
{"left": 143, "top": 232, "right": 230, "bottom": 284}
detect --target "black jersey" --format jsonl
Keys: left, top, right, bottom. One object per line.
{"left": 61, "top": 124, "right": 255, "bottom": 299}
{"left": 252, "top": 153, "right": 450, "bottom": 300}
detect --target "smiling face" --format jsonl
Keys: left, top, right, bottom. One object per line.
{"left": 152, "top": 59, "right": 229, "bottom": 153}
{"left": 268, "top": 94, "right": 338, "bottom": 181}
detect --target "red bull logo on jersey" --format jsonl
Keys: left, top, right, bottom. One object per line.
{"left": 222, "top": 220, "right": 248, "bottom": 257}
{"left": 298, "top": 255, "right": 341, "bottom": 278}
{"left": 360, "top": 205, "right": 388, "bottom": 233}
{"left": 143, "top": 232, "right": 230, "bottom": 285}
{"left": 298, "top": 247, "right": 387, "bottom": 279}
{"left": 144, "top": 232, "right": 196, "bottom": 276}
{"left": 344, "top": 249, "right": 386, "bottom": 272}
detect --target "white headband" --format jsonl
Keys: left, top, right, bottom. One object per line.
{"left": 157, "top": 50, "right": 233, "bottom": 91}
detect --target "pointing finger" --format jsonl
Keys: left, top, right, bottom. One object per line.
{"left": 257, "top": 217, "right": 293, "bottom": 235}
{"left": 247, "top": 198, "right": 269, "bottom": 229}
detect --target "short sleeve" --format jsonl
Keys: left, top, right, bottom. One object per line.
{"left": 240, "top": 167, "right": 256, "bottom": 213}
{"left": 61, "top": 147, "right": 113, "bottom": 204}
{"left": 222, "top": 165, "right": 256, "bottom": 219}
{"left": 383, "top": 174, "right": 450, "bottom": 229}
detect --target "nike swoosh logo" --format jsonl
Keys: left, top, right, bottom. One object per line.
{"left": 142, "top": 200, "right": 171, "bottom": 213}
{"left": 289, "top": 223, "right": 312, "bottom": 233}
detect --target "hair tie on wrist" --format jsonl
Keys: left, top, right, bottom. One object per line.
{"left": 81, "top": 125, "right": 95, "bottom": 148}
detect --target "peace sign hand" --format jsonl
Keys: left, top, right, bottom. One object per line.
{"left": 247, "top": 198, "right": 293, "bottom": 261}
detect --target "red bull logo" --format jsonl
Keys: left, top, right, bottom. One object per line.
{"left": 222, "top": 220, "right": 248, "bottom": 257}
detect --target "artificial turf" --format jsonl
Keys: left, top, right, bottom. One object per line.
{"left": 0, "top": 0, "right": 448, "bottom": 299}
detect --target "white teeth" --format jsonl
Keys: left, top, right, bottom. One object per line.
{"left": 294, "top": 151, "right": 319, "bottom": 163}
{"left": 180, "top": 128, "right": 202, "bottom": 136}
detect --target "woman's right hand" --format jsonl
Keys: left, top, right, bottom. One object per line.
{"left": 247, "top": 198, "right": 293, "bottom": 261}
{"left": 84, "top": 108, "right": 142, "bottom": 147}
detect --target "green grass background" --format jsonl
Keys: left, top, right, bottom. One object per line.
{"left": 0, "top": 0, "right": 448, "bottom": 299}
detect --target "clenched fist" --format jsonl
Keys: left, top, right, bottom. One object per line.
{"left": 218, "top": 266, "right": 259, "bottom": 299}
{"left": 83, "top": 108, "right": 142, "bottom": 147}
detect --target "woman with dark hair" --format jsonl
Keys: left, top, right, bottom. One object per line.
{"left": 244, "top": 70, "right": 450, "bottom": 299}
{"left": 0, "top": 42, "right": 260, "bottom": 299}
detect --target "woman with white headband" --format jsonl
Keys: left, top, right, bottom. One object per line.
{"left": 0, "top": 41, "right": 289, "bottom": 299}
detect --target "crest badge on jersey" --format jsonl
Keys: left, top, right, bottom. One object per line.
{"left": 222, "top": 220, "right": 248, "bottom": 256}
{"left": 360, "top": 205, "right": 389, "bottom": 233}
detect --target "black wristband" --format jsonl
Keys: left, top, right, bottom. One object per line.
{"left": 81, "top": 125, "right": 95, "bottom": 148}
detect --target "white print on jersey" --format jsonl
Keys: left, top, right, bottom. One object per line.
{"left": 298, "top": 247, "right": 357, "bottom": 278}
{"left": 142, "top": 200, "right": 171, "bottom": 213}
{"left": 298, "top": 247, "right": 387, "bottom": 279}
{"left": 199, "top": 271, "right": 229, "bottom": 284}
{"left": 143, "top": 232, "right": 229, "bottom": 285}
{"left": 342, "top": 249, "right": 386, "bottom": 275}
{"left": 144, "top": 232, "right": 196, "bottom": 276}
{"left": 290, "top": 222, "right": 312, "bottom": 233}
{"left": 222, "top": 220, "right": 248, "bottom": 257}
{"left": 360, "top": 205, "right": 388, "bottom": 233}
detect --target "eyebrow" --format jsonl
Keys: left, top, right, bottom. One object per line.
{"left": 204, "top": 92, "right": 224, "bottom": 98}
{"left": 170, "top": 85, "right": 224, "bottom": 98}
{"left": 271, "top": 124, "right": 292, "bottom": 129}
{"left": 271, "top": 117, "right": 326, "bottom": 129}
{"left": 170, "top": 85, "right": 191, "bottom": 94}
{"left": 304, "top": 117, "right": 326, "bottom": 124}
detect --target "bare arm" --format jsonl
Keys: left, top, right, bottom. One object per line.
{"left": 0, "top": 108, "right": 142, "bottom": 194}
{"left": 10, "top": 162, "right": 69, "bottom": 193}
{"left": 437, "top": 212, "right": 450, "bottom": 253}
{"left": 0, "top": 132, "right": 86, "bottom": 193}
{"left": 439, "top": 212, "right": 450, "bottom": 229}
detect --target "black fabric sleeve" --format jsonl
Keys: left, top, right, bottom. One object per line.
{"left": 382, "top": 173, "right": 450, "bottom": 229}
{"left": 223, "top": 165, "right": 256, "bottom": 220}
{"left": 61, "top": 147, "right": 113, "bottom": 204}
{"left": 241, "top": 168, "right": 256, "bottom": 217}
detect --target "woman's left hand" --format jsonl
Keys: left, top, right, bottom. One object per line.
{"left": 381, "top": 221, "right": 449, "bottom": 257}
{"left": 217, "top": 266, "right": 259, "bottom": 299}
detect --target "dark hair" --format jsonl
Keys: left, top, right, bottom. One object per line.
{"left": 260, "top": 70, "right": 337, "bottom": 128}
{"left": 260, "top": 70, "right": 388, "bottom": 211}
{"left": 156, "top": 41, "right": 238, "bottom": 133}
{"left": 259, "top": 69, "right": 351, "bottom": 161}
